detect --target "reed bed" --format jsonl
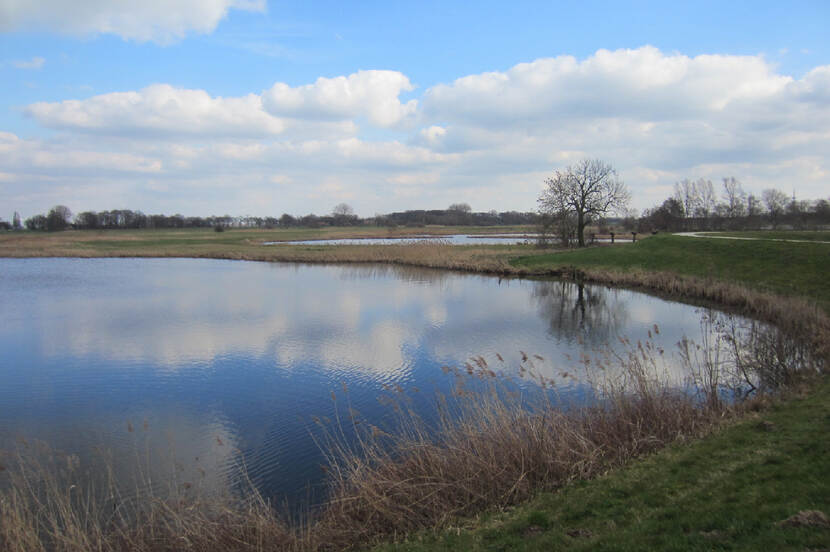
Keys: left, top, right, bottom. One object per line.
{"left": 2, "top": 310, "right": 820, "bottom": 551}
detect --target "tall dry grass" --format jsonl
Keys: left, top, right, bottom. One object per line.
{"left": 1, "top": 305, "right": 823, "bottom": 551}
{"left": 0, "top": 440, "right": 294, "bottom": 552}
{"left": 307, "top": 312, "right": 820, "bottom": 550}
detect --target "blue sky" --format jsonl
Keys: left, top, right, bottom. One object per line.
{"left": 1, "top": 0, "right": 829, "bottom": 218}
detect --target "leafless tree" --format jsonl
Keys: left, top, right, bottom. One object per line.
{"left": 673, "top": 179, "right": 699, "bottom": 221}
{"left": 721, "top": 177, "right": 746, "bottom": 218}
{"left": 332, "top": 203, "right": 354, "bottom": 217}
{"left": 746, "top": 194, "right": 763, "bottom": 217}
{"left": 538, "top": 159, "right": 630, "bottom": 247}
{"left": 762, "top": 188, "right": 789, "bottom": 228}
{"left": 695, "top": 179, "right": 717, "bottom": 219}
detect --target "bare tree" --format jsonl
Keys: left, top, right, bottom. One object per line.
{"left": 721, "top": 177, "right": 746, "bottom": 218}
{"left": 673, "top": 179, "right": 700, "bottom": 223}
{"left": 447, "top": 203, "right": 472, "bottom": 213}
{"left": 12, "top": 211, "right": 21, "bottom": 230}
{"left": 332, "top": 203, "right": 357, "bottom": 226}
{"left": 762, "top": 188, "right": 789, "bottom": 228}
{"left": 538, "top": 159, "right": 630, "bottom": 247}
{"left": 696, "top": 179, "right": 717, "bottom": 219}
{"left": 332, "top": 203, "right": 354, "bottom": 217}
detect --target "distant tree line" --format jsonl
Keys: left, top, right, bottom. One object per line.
{"left": 640, "top": 178, "right": 830, "bottom": 232}
{"left": 10, "top": 180, "right": 826, "bottom": 235}
{"left": 9, "top": 202, "right": 539, "bottom": 232}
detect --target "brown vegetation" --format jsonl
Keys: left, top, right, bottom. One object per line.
{"left": 2, "top": 307, "right": 823, "bottom": 551}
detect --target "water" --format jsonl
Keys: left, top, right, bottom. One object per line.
{"left": 263, "top": 234, "right": 541, "bottom": 245}
{"left": 0, "top": 258, "right": 737, "bottom": 506}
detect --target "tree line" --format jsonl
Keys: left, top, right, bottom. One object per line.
{"left": 5, "top": 203, "right": 539, "bottom": 232}
{"left": 6, "top": 171, "right": 827, "bottom": 236}
{"left": 534, "top": 159, "right": 829, "bottom": 248}
{"left": 640, "top": 178, "right": 830, "bottom": 232}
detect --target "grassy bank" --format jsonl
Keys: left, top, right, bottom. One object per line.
{"left": 378, "top": 379, "right": 830, "bottom": 552}
{"left": 4, "top": 230, "right": 828, "bottom": 310}
{"left": 512, "top": 233, "right": 830, "bottom": 313}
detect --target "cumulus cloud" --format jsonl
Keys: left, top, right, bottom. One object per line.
{"left": 11, "top": 56, "right": 45, "bottom": 69}
{"left": 0, "top": 131, "right": 162, "bottom": 175}
{"left": 263, "top": 70, "right": 418, "bottom": 127}
{"left": 25, "top": 70, "right": 419, "bottom": 138}
{"left": 5, "top": 47, "right": 830, "bottom": 217}
{"left": 26, "top": 84, "right": 286, "bottom": 138}
{"left": 0, "top": 0, "right": 265, "bottom": 43}
{"left": 422, "top": 46, "right": 795, "bottom": 127}
{"left": 414, "top": 47, "right": 830, "bottom": 205}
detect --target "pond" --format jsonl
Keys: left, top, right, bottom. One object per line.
{"left": 0, "top": 258, "right": 744, "bottom": 507}
{"left": 263, "top": 234, "right": 541, "bottom": 245}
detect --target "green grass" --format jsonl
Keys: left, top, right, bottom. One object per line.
{"left": 511, "top": 233, "right": 830, "bottom": 313}
{"left": 378, "top": 382, "right": 830, "bottom": 551}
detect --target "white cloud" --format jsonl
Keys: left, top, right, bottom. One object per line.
{"left": 11, "top": 56, "right": 44, "bottom": 69}
{"left": 0, "top": 0, "right": 265, "bottom": 43}
{"left": 26, "top": 84, "right": 286, "bottom": 138}
{"left": 4, "top": 47, "right": 830, "bottom": 217}
{"left": 422, "top": 46, "right": 793, "bottom": 127}
{"left": 263, "top": 70, "right": 418, "bottom": 128}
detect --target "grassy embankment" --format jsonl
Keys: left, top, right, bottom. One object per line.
{"left": 378, "top": 378, "right": 830, "bottom": 551}
{"left": 1, "top": 229, "right": 829, "bottom": 550}
{"left": 375, "top": 233, "right": 830, "bottom": 551}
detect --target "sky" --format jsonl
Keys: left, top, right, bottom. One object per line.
{"left": 1, "top": 1, "right": 829, "bottom": 219}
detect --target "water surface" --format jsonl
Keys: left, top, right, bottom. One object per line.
{"left": 263, "top": 234, "right": 540, "bottom": 246}
{"left": 0, "top": 258, "right": 732, "bottom": 505}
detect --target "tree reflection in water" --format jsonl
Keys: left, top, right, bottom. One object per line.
{"left": 532, "top": 280, "right": 629, "bottom": 348}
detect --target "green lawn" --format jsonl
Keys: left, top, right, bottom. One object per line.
{"left": 378, "top": 381, "right": 830, "bottom": 552}
{"left": 512, "top": 233, "right": 830, "bottom": 313}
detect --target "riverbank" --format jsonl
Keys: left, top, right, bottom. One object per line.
{"left": 3, "top": 230, "right": 829, "bottom": 310}
{"left": 377, "top": 378, "right": 830, "bottom": 551}
{"left": 1, "top": 229, "right": 828, "bottom": 550}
